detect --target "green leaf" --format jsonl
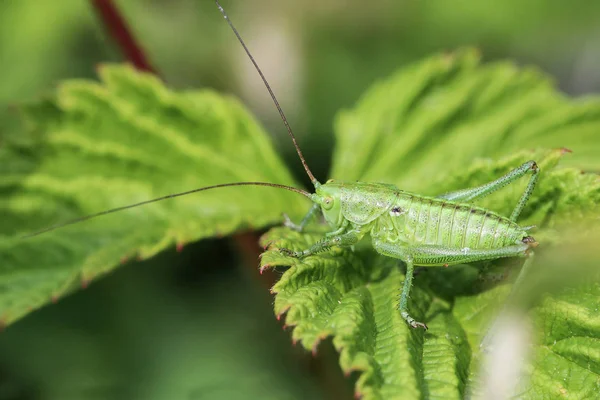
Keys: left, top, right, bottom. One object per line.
{"left": 261, "top": 50, "right": 600, "bottom": 398}
{"left": 0, "top": 250, "right": 322, "bottom": 400}
{"left": 523, "top": 284, "right": 600, "bottom": 399}
{"left": 332, "top": 49, "right": 600, "bottom": 185}
{"left": 0, "top": 65, "right": 308, "bottom": 327}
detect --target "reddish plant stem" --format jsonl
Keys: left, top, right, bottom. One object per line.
{"left": 90, "top": 1, "right": 268, "bottom": 280}
{"left": 90, "top": 3, "right": 337, "bottom": 394}
{"left": 90, "top": 0, "right": 157, "bottom": 74}
{"left": 91, "top": 0, "right": 276, "bottom": 289}
{"left": 232, "top": 231, "right": 276, "bottom": 288}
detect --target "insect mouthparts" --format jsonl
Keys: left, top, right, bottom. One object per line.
{"left": 522, "top": 236, "right": 538, "bottom": 247}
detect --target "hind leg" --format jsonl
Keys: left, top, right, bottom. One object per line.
{"left": 437, "top": 160, "right": 539, "bottom": 221}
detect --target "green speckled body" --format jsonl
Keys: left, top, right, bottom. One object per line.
{"left": 284, "top": 149, "right": 540, "bottom": 329}
{"left": 372, "top": 193, "right": 526, "bottom": 249}
{"left": 318, "top": 181, "right": 529, "bottom": 266}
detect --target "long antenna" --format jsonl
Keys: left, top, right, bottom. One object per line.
{"left": 23, "top": 182, "right": 312, "bottom": 238}
{"left": 215, "top": 0, "right": 319, "bottom": 187}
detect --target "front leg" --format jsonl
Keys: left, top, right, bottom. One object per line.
{"left": 283, "top": 203, "right": 320, "bottom": 232}
{"left": 325, "top": 219, "right": 349, "bottom": 237}
{"left": 280, "top": 230, "right": 362, "bottom": 258}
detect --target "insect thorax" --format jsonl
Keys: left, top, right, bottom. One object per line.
{"left": 327, "top": 181, "right": 400, "bottom": 226}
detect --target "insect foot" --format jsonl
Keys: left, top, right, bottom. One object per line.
{"left": 410, "top": 321, "right": 428, "bottom": 330}
{"left": 401, "top": 311, "right": 428, "bottom": 330}
{"left": 282, "top": 213, "right": 302, "bottom": 232}
{"left": 279, "top": 247, "right": 302, "bottom": 258}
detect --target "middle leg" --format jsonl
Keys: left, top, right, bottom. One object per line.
{"left": 371, "top": 240, "right": 427, "bottom": 329}
{"left": 283, "top": 203, "right": 320, "bottom": 232}
{"left": 372, "top": 239, "right": 532, "bottom": 329}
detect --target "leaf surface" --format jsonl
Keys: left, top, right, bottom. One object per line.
{"left": 0, "top": 65, "right": 308, "bottom": 327}
{"left": 262, "top": 50, "right": 600, "bottom": 399}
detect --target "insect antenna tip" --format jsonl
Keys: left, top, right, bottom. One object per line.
{"left": 560, "top": 147, "right": 573, "bottom": 154}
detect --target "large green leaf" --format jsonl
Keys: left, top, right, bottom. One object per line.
{"left": 261, "top": 50, "right": 600, "bottom": 399}
{"left": 332, "top": 48, "right": 600, "bottom": 184}
{"left": 0, "top": 65, "right": 309, "bottom": 327}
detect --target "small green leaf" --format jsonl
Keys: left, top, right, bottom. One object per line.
{"left": 489, "top": 280, "right": 600, "bottom": 399}
{"left": 0, "top": 65, "right": 308, "bottom": 327}
{"left": 263, "top": 50, "right": 600, "bottom": 398}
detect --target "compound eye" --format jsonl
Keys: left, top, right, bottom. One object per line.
{"left": 322, "top": 196, "right": 334, "bottom": 210}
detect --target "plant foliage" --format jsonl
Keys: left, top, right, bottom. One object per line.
{"left": 262, "top": 50, "right": 600, "bottom": 398}
{"left": 1, "top": 51, "right": 599, "bottom": 398}
{"left": 0, "top": 65, "right": 307, "bottom": 327}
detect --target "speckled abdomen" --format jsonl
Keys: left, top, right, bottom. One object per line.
{"left": 389, "top": 194, "right": 527, "bottom": 249}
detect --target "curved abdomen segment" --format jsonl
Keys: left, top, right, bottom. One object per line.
{"left": 391, "top": 195, "right": 526, "bottom": 249}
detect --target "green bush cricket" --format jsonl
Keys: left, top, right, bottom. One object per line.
{"left": 26, "top": 0, "right": 543, "bottom": 331}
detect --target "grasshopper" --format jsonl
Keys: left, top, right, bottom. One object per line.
{"left": 27, "top": 1, "right": 540, "bottom": 330}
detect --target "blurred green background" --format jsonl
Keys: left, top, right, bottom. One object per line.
{"left": 1, "top": 1, "right": 599, "bottom": 399}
